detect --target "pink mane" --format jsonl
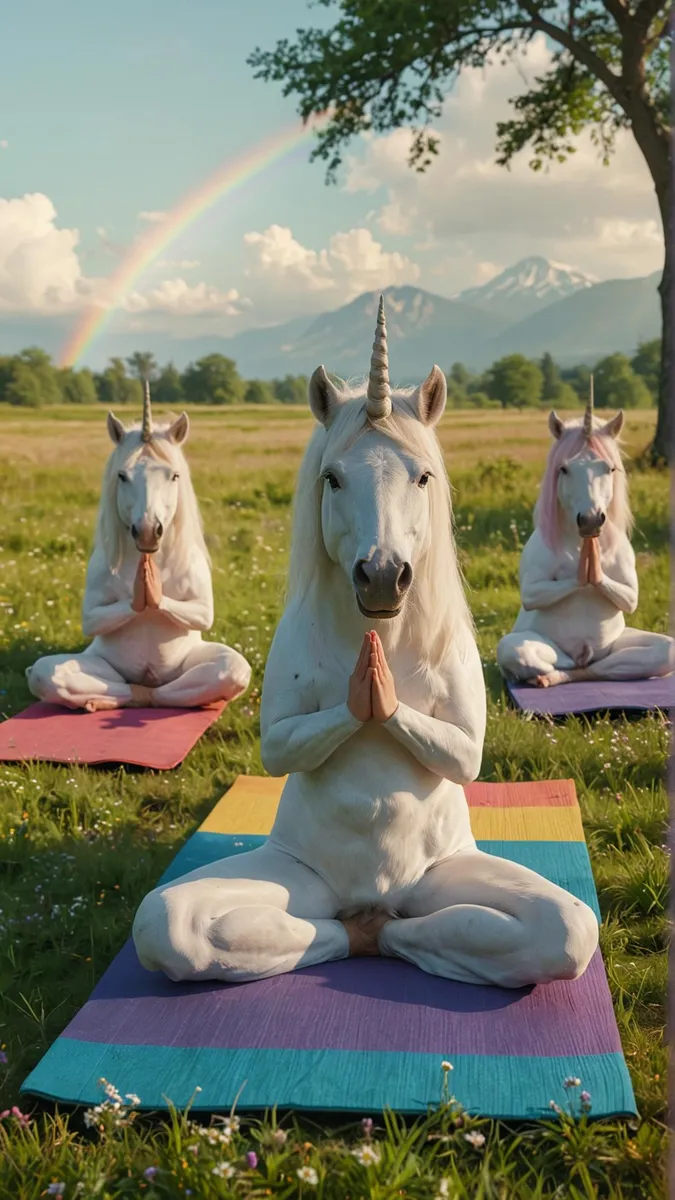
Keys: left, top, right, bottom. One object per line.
{"left": 536, "top": 423, "right": 629, "bottom": 552}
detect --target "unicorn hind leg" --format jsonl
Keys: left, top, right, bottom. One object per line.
{"left": 572, "top": 628, "right": 675, "bottom": 683}
{"left": 150, "top": 641, "right": 251, "bottom": 708}
{"left": 496, "top": 631, "right": 575, "bottom": 684}
{"left": 26, "top": 651, "right": 132, "bottom": 711}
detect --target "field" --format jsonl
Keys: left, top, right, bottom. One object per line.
{"left": 0, "top": 404, "right": 669, "bottom": 1198}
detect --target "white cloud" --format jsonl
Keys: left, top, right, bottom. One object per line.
{"left": 138, "top": 210, "right": 168, "bottom": 224}
{"left": 342, "top": 35, "right": 663, "bottom": 286}
{"left": 156, "top": 258, "right": 201, "bottom": 270}
{"left": 0, "top": 193, "right": 99, "bottom": 313}
{"left": 123, "top": 278, "right": 248, "bottom": 316}
{"left": 243, "top": 223, "right": 419, "bottom": 307}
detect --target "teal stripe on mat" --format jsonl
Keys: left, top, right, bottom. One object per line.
{"left": 22, "top": 1040, "right": 636, "bottom": 1119}
{"left": 162, "top": 832, "right": 600, "bottom": 919}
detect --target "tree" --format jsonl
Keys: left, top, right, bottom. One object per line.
{"left": 244, "top": 379, "right": 277, "bottom": 404}
{"left": 487, "top": 354, "right": 543, "bottom": 409}
{"left": 95, "top": 358, "right": 143, "bottom": 408}
{"left": 272, "top": 374, "right": 309, "bottom": 404}
{"left": 4, "top": 348, "right": 62, "bottom": 407}
{"left": 0, "top": 356, "right": 15, "bottom": 403}
{"left": 540, "top": 352, "right": 562, "bottom": 401}
{"left": 153, "top": 363, "right": 185, "bottom": 409}
{"left": 126, "top": 351, "right": 158, "bottom": 381}
{"left": 182, "top": 355, "right": 244, "bottom": 405}
{"left": 58, "top": 367, "right": 98, "bottom": 405}
{"left": 594, "top": 353, "right": 653, "bottom": 408}
{"left": 631, "top": 338, "right": 660, "bottom": 398}
{"left": 250, "top": 1, "right": 671, "bottom": 462}
{"left": 449, "top": 362, "right": 472, "bottom": 389}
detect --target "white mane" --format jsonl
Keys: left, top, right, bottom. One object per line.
{"left": 288, "top": 385, "right": 473, "bottom": 669}
{"left": 96, "top": 419, "right": 210, "bottom": 573}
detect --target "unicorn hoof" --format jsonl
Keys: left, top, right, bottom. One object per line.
{"left": 341, "top": 909, "right": 393, "bottom": 957}
{"left": 84, "top": 697, "right": 121, "bottom": 713}
{"left": 533, "top": 674, "right": 554, "bottom": 689}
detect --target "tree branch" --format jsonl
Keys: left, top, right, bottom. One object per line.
{"left": 634, "top": 0, "right": 671, "bottom": 28}
{"left": 520, "top": 2, "right": 628, "bottom": 107}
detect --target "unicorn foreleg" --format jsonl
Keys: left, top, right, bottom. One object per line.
{"left": 150, "top": 642, "right": 252, "bottom": 708}
{"left": 496, "top": 632, "right": 575, "bottom": 683}
{"left": 380, "top": 850, "right": 598, "bottom": 988}
{"left": 26, "top": 651, "right": 133, "bottom": 711}
{"left": 132, "top": 845, "right": 349, "bottom": 983}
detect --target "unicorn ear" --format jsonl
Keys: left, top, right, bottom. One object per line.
{"left": 412, "top": 365, "right": 447, "bottom": 427}
{"left": 599, "top": 410, "right": 624, "bottom": 439}
{"left": 308, "top": 365, "right": 343, "bottom": 428}
{"left": 548, "top": 410, "right": 564, "bottom": 440}
{"left": 107, "top": 411, "right": 126, "bottom": 445}
{"left": 167, "top": 411, "right": 190, "bottom": 444}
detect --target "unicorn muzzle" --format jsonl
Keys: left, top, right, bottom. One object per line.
{"left": 576, "top": 510, "right": 606, "bottom": 538}
{"left": 352, "top": 557, "right": 413, "bottom": 618}
{"left": 132, "top": 517, "right": 164, "bottom": 553}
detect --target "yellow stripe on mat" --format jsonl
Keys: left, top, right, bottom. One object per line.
{"left": 201, "top": 776, "right": 585, "bottom": 842}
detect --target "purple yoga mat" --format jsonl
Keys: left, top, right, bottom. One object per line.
{"left": 64, "top": 942, "right": 619, "bottom": 1060}
{"left": 507, "top": 676, "right": 674, "bottom": 717}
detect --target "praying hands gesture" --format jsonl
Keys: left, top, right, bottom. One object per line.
{"left": 131, "top": 553, "right": 163, "bottom": 613}
{"left": 348, "top": 631, "right": 398, "bottom": 724}
{"left": 578, "top": 537, "right": 603, "bottom": 588}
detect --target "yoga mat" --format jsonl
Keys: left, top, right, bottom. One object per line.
{"left": 506, "top": 676, "right": 674, "bottom": 718}
{"left": 22, "top": 777, "right": 636, "bottom": 1119}
{"left": 0, "top": 701, "right": 225, "bottom": 769}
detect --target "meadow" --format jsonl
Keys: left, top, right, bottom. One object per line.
{"left": 0, "top": 404, "right": 668, "bottom": 1198}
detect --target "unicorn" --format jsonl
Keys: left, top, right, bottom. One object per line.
{"left": 497, "top": 385, "right": 675, "bottom": 688}
{"left": 26, "top": 384, "right": 251, "bottom": 711}
{"left": 133, "top": 299, "right": 598, "bottom": 990}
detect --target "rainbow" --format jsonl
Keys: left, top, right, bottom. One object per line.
{"left": 60, "top": 111, "right": 329, "bottom": 368}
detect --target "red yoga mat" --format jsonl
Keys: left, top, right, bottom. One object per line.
{"left": 0, "top": 701, "right": 225, "bottom": 769}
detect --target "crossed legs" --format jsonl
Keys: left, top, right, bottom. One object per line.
{"left": 26, "top": 642, "right": 251, "bottom": 711}
{"left": 133, "top": 844, "right": 598, "bottom": 989}
{"left": 497, "top": 628, "right": 675, "bottom": 688}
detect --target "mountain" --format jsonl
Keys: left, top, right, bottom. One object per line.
{"left": 487, "top": 271, "right": 661, "bottom": 366}
{"left": 456, "top": 256, "right": 597, "bottom": 322}
{"left": 0, "top": 259, "right": 661, "bottom": 379}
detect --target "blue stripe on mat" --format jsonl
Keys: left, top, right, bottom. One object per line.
{"left": 22, "top": 1040, "right": 636, "bottom": 1118}
{"left": 162, "top": 832, "right": 600, "bottom": 919}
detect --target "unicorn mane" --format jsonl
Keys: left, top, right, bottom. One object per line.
{"left": 287, "top": 383, "right": 473, "bottom": 668}
{"left": 536, "top": 418, "right": 632, "bottom": 552}
{"left": 96, "top": 418, "right": 210, "bottom": 572}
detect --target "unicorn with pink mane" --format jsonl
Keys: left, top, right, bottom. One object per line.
{"left": 497, "top": 385, "right": 674, "bottom": 688}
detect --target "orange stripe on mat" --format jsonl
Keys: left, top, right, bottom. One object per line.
{"left": 200, "top": 776, "right": 582, "bottom": 839}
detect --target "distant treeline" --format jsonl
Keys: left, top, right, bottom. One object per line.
{"left": 0, "top": 343, "right": 660, "bottom": 411}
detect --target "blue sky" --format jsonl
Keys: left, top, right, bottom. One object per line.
{"left": 0, "top": 0, "right": 662, "bottom": 364}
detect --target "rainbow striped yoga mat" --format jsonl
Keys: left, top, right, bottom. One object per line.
{"left": 22, "top": 777, "right": 636, "bottom": 1119}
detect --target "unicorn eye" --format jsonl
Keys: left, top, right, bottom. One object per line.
{"left": 172, "top": 472, "right": 180, "bottom": 481}
{"left": 323, "top": 471, "right": 341, "bottom": 492}
{"left": 118, "top": 472, "right": 128, "bottom": 482}
{"left": 418, "top": 472, "right": 431, "bottom": 489}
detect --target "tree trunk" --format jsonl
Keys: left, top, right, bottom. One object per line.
{"left": 651, "top": 247, "right": 672, "bottom": 464}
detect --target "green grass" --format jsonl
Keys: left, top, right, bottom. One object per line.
{"left": 0, "top": 405, "right": 668, "bottom": 1198}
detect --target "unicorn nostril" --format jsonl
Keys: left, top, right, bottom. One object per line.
{"left": 576, "top": 513, "right": 583, "bottom": 528}
{"left": 353, "top": 560, "right": 371, "bottom": 588}
{"left": 598, "top": 513, "right": 606, "bottom": 526}
{"left": 397, "top": 562, "right": 413, "bottom": 594}
{"left": 131, "top": 523, "right": 139, "bottom": 539}
{"left": 155, "top": 521, "right": 164, "bottom": 538}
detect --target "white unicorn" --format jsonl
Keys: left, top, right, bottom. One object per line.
{"left": 497, "top": 387, "right": 675, "bottom": 688}
{"left": 26, "top": 385, "right": 251, "bottom": 711}
{"left": 133, "top": 299, "right": 598, "bottom": 990}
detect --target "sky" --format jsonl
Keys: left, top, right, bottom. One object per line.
{"left": 0, "top": 0, "right": 664, "bottom": 366}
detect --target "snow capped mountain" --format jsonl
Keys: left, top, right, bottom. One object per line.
{"left": 456, "top": 257, "right": 597, "bottom": 321}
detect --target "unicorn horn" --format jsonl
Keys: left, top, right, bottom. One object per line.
{"left": 583, "top": 375, "right": 594, "bottom": 439}
{"left": 141, "top": 378, "right": 153, "bottom": 443}
{"left": 366, "top": 294, "right": 392, "bottom": 420}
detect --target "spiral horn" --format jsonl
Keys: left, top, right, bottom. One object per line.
{"left": 141, "top": 378, "right": 153, "bottom": 443}
{"left": 366, "top": 295, "right": 392, "bottom": 420}
{"left": 583, "top": 375, "right": 594, "bottom": 439}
